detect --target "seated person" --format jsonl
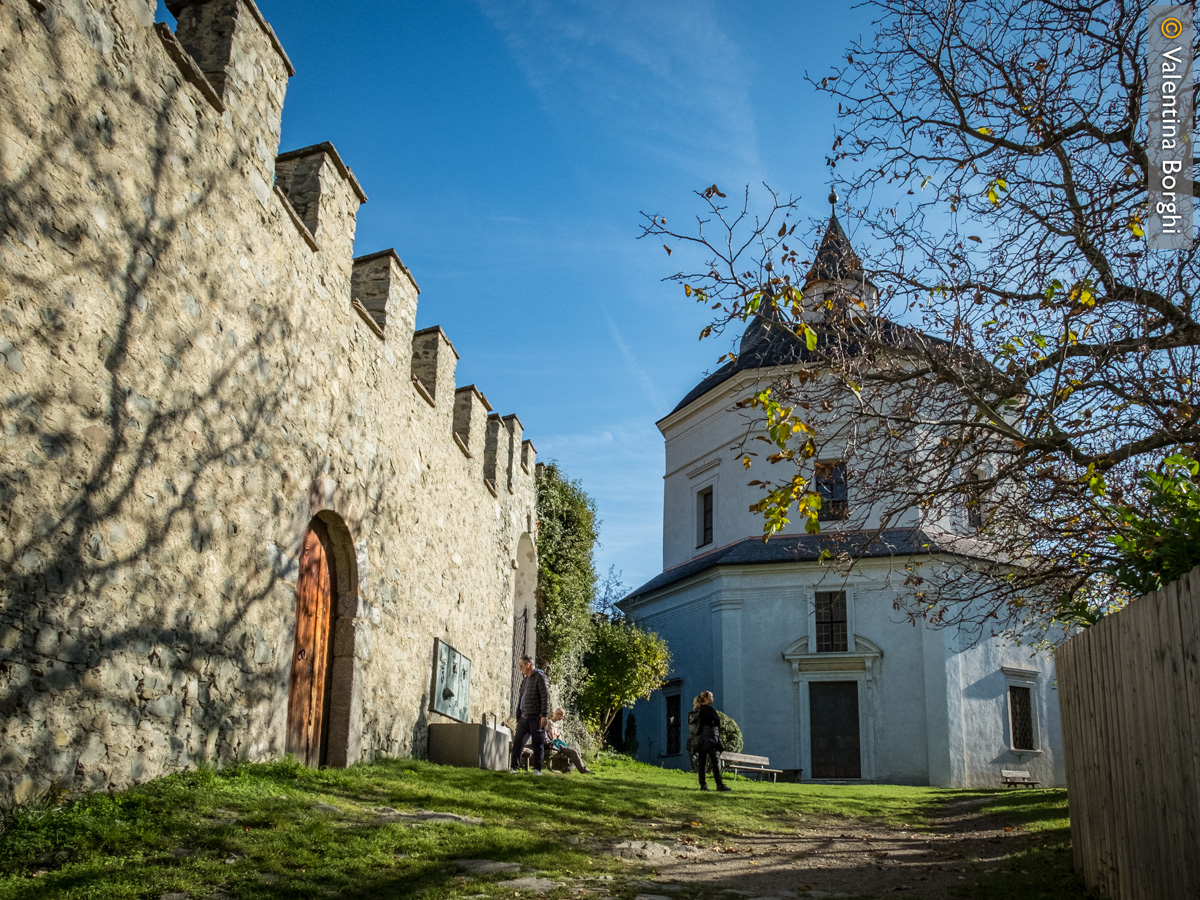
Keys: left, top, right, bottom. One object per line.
{"left": 546, "top": 708, "right": 593, "bottom": 773}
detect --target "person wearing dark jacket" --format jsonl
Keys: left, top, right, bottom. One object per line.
{"left": 687, "top": 695, "right": 702, "bottom": 770}
{"left": 510, "top": 656, "right": 551, "bottom": 774}
{"left": 695, "top": 691, "right": 730, "bottom": 792}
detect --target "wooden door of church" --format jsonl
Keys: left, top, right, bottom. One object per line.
{"left": 809, "top": 681, "right": 861, "bottom": 779}
{"left": 286, "top": 519, "right": 337, "bottom": 767}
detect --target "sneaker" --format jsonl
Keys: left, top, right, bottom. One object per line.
{"left": 699, "top": 785, "right": 709, "bottom": 791}
{"left": 532, "top": 769, "right": 543, "bottom": 776}
{"left": 509, "top": 768, "right": 521, "bottom": 774}
{"left": 717, "top": 785, "right": 732, "bottom": 792}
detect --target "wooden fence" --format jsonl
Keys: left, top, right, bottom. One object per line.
{"left": 1056, "top": 564, "right": 1200, "bottom": 899}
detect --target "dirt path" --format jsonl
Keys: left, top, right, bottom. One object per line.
{"left": 599, "top": 796, "right": 1044, "bottom": 899}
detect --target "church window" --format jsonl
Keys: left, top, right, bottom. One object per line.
{"left": 1002, "top": 665, "right": 1040, "bottom": 752}
{"left": 665, "top": 692, "right": 682, "bottom": 756}
{"left": 816, "top": 462, "right": 848, "bottom": 520}
{"left": 1009, "top": 686, "right": 1035, "bottom": 750}
{"left": 696, "top": 486, "right": 714, "bottom": 547}
{"left": 814, "top": 590, "right": 848, "bottom": 652}
{"left": 964, "top": 471, "right": 984, "bottom": 529}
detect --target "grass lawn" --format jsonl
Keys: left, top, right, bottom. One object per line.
{"left": 0, "top": 754, "right": 1086, "bottom": 899}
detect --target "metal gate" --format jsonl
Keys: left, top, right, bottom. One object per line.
{"left": 510, "top": 608, "right": 528, "bottom": 715}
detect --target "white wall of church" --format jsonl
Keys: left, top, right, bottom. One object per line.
{"left": 658, "top": 372, "right": 945, "bottom": 572}
{"left": 625, "top": 557, "right": 1065, "bottom": 788}
{"left": 926, "top": 628, "right": 1065, "bottom": 788}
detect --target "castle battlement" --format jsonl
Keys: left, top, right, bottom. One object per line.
{"left": 453, "top": 385, "right": 492, "bottom": 460}
{"left": 275, "top": 142, "right": 367, "bottom": 265}
{"left": 0, "top": 0, "right": 539, "bottom": 803}
{"left": 155, "top": 0, "right": 533, "bottom": 504}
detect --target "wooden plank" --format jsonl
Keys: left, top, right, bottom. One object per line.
{"left": 1138, "top": 585, "right": 1172, "bottom": 900}
{"left": 1094, "top": 615, "right": 1125, "bottom": 898}
{"left": 1172, "top": 569, "right": 1200, "bottom": 899}
{"left": 721, "top": 752, "right": 771, "bottom": 765}
{"left": 1065, "top": 637, "right": 1095, "bottom": 886}
{"left": 1161, "top": 578, "right": 1189, "bottom": 900}
{"left": 1136, "top": 585, "right": 1174, "bottom": 900}
{"left": 1072, "top": 627, "right": 1103, "bottom": 894}
{"left": 1109, "top": 608, "right": 1140, "bottom": 899}
{"left": 1066, "top": 631, "right": 1099, "bottom": 893}
{"left": 1121, "top": 593, "right": 1155, "bottom": 899}
{"left": 1088, "top": 625, "right": 1114, "bottom": 898}
{"left": 1155, "top": 577, "right": 1194, "bottom": 900}
{"left": 1104, "top": 595, "right": 1132, "bottom": 897}
{"left": 1055, "top": 638, "right": 1087, "bottom": 881}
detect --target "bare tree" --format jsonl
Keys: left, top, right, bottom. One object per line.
{"left": 639, "top": 0, "right": 1199, "bottom": 641}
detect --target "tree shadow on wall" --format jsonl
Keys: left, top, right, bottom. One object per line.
{"left": 0, "top": 4, "right": 386, "bottom": 801}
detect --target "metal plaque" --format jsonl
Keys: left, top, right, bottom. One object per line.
{"left": 430, "top": 639, "right": 472, "bottom": 723}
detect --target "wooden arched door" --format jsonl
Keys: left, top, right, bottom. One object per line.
{"left": 286, "top": 518, "right": 337, "bottom": 767}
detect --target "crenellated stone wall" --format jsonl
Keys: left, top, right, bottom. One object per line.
{"left": 0, "top": 0, "right": 538, "bottom": 804}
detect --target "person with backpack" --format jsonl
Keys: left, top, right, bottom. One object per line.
{"left": 694, "top": 691, "right": 730, "bottom": 792}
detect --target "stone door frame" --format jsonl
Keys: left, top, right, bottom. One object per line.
{"left": 784, "top": 634, "right": 882, "bottom": 781}
{"left": 287, "top": 511, "right": 362, "bottom": 768}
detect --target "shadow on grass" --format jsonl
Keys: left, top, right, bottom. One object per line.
{"left": 909, "top": 788, "right": 1096, "bottom": 900}
{"left": 0, "top": 760, "right": 1100, "bottom": 900}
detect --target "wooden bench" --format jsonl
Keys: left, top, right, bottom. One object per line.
{"left": 720, "top": 751, "right": 783, "bottom": 782}
{"left": 520, "top": 747, "right": 571, "bottom": 773}
{"left": 1001, "top": 768, "right": 1040, "bottom": 788}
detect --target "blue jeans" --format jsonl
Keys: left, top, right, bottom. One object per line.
{"left": 511, "top": 716, "right": 546, "bottom": 770}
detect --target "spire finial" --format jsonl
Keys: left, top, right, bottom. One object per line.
{"left": 828, "top": 186, "right": 839, "bottom": 207}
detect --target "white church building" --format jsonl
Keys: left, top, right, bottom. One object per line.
{"left": 620, "top": 208, "right": 1065, "bottom": 787}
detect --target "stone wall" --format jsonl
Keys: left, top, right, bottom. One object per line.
{"left": 0, "top": 0, "right": 538, "bottom": 804}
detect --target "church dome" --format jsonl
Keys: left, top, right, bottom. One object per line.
{"left": 665, "top": 207, "right": 895, "bottom": 418}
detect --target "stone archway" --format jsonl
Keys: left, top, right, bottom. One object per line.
{"left": 286, "top": 512, "right": 361, "bottom": 768}
{"left": 510, "top": 533, "right": 537, "bottom": 714}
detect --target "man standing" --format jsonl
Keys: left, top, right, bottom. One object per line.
{"left": 510, "top": 655, "right": 550, "bottom": 774}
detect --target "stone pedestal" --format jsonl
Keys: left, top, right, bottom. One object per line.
{"left": 428, "top": 722, "right": 511, "bottom": 770}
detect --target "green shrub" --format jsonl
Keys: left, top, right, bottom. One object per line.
{"left": 1104, "top": 453, "right": 1200, "bottom": 596}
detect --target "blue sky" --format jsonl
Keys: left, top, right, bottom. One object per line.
{"left": 160, "top": 1, "right": 868, "bottom": 591}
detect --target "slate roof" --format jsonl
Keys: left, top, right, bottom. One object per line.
{"left": 665, "top": 315, "right": 925, "bottom": 417}
{"left": 621, "top": 528, "right": 993, "bottom": 604}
